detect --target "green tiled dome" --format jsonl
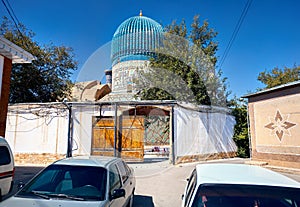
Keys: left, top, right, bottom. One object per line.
{"left": 111, "top": 14, "right": 163, "bottom": 66}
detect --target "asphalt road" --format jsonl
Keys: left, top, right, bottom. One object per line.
{"left": 3, "top": 166, "right": 44, "bottom": 200}
{"left": 132, "top": 158, "right": 300, "bottom": 207}
{"left": 3, "top": 158, "right": 300, "bottom": 207}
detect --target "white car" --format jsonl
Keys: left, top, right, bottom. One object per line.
{"left": 182, "top": 163, "right": 300, "bottom": 207}
{"left": 0, "top": 137, "right": 14, "bottom": 201}
{"left": 0, "top": 156, "right": 135, "bottom": 207}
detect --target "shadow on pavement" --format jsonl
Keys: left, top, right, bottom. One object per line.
{"left": 134, "top": 195, "right": 155, "bottom": 207}
{"left": 128, "top": 157, "right": 169, "bottom": 164}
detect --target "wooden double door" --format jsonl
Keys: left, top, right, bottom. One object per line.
{"left": 92, "top": 116, "right": 144, "bottom": 161}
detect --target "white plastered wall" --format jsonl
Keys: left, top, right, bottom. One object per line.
{"left": 5, "top": 105, "right": 100, "bottom": 156}
{"left": 5, "top": 107, "right": 68, "bottom": 154}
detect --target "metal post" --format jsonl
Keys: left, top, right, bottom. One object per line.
{"left": 99, "top": 104, "right": 102, "bottom": 118}
{"left": 246, "top": 103, "right": 252, "bottom": 159}
{"left": 114, "top": 103, "right": 118, "bottom": 157}
{"left": 171, "top": 105, "right": 175, "bottom": 165}
{"left": 63, "top": 102, "right": 73, "bottom": 158}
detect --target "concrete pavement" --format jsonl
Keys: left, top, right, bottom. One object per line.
{"left": 129, "top": 157, "right": 245, "bottom": 207}
{"left": 5, "top": 157, "right": 300, "bottom": 207}
{"left": 131, "top": 161, "right": 194, "bottom": 207}
{"left": 129, "top": 157, "right": 300, "bottom": 207}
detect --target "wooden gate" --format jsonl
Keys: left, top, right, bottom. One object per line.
{"left": 92, "top": 116, "right": 144, "bottom": 161}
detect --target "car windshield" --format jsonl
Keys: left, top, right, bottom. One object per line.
{"left": 192, "top": 184, "right": 300, "bottom": 207}
{"left": 17, "top": 164, "right": 107, "bottom": 201}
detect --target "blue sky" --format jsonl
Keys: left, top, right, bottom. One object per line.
{"left": 1, "top": 0, "right": 300, "bottom": 98}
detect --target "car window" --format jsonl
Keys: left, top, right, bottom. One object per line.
{"left": 116, "top": 161, "right": 129, "bottom": 184}
{"left": 0, "top": 146, "right": 11, "bottom": 165}
{"left": 18, "top": 165, "right": 107, "bottom": 201}
{"left": 122, "top": 161, "right": 131, "bottom": 176}
{"left": 185, "top": 170, "right": 197, "bottom": 207}
{"left": 26, "top": 168, "right": 60, "bottom": 191}
{"left": 191, "top": 184, "right": 300, "bottom": 207}
{"left": 109, "top": 164, "right": 122, "bottom": 195}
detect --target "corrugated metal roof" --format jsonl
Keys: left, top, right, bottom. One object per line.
{"left": 242, "top": 80, "right": 300, "bottom": 98}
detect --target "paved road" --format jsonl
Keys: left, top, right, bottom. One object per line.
{"left": 131, "top": 160, "right": 194, "bottom": 207}
{"left": 131, "top": 157, "right": 300, "bottom": 207}
{"left": 131, "top": 157, "right": 246, "bottom": 207}
{"left": 4, "top": 158, "right": 300, "bottom": 207}
{"left": 3, "top": 166, "right": 44, "bottom": 200}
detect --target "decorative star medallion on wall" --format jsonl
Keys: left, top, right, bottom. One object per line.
{"left": 264, "top": 110, "right": 296, "bottom": 141}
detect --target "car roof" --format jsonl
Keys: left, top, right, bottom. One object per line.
{"left": 53, "top": 156, "right": 121, "bottom": 168}
{"left": 195, "top": 163, "right": 300, "bottom": 189}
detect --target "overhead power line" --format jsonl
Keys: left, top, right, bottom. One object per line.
{"left": 219, "top": 0, "right": 253, "bottom": 69}
{"left": 5, "top": 0, "right": 20, "bottom": 24}
{"left": 1, "top": 0, "right": 23, "bottom": 36}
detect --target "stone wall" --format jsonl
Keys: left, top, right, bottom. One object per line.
{"left": 176, "top": 152, "right": 237, "bottom": 164}
{"left": 14, "top": 153, "right": 66, "bottom": 166}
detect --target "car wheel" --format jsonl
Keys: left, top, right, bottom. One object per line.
{"left": 127, "top": 189, "right": 134, "bottom": 207}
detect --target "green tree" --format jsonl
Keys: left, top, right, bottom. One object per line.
{"left": 258, "top": 65, "right": 300, "bottom": 89}
{"left": 229, "top": 98, "right": 250, "bottom": 158}
{"left": 136, "top": 15, "right": 229, "bottom": 106}
{"left": 0, "top": 16, "right": 77, "bottom": 103}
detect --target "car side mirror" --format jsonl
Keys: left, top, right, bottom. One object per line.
{"left": 111, "top": 189, "right": 125, "bottom": 200}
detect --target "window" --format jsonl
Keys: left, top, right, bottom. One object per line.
{"left": 0, "top": 146, "right": 11, "bottom": 165}
{"left": 184, "top": 170, "right": 197, "bottom": 207}
{"left": 18, "top": 165, "right": 107, "bottom": 201}
{"left": 191, "top": 184, "right": 300, "bottom": 207}
{"left": 123, "top": 161, "right": 132, "bottom": 177}
{"left": 117, "top": 161, "right": 129, "bottom": 184}
{"left": 25, "top": 168, "right": 60, "bottom": 192}
{"left": 109, "top": 164, "right": 122, "bottom": 195}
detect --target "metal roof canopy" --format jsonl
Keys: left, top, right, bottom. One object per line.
{"left": 8, "top": 100, "right": 232, "bottom": 114}
{"left": 0, "top": 36, "right": 35, "bottom": 63}
{"left": 242, "top": 80, "right": 300, "bottom": 98}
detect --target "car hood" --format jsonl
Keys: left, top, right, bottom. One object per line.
{"left": 0, "top": 197, "right": 107, "bottom": 207}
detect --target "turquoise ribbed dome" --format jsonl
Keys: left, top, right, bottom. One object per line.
{"left": 111, "top": 15, "right": 163, "bottom": 66}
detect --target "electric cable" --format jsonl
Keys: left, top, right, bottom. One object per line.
{"left": 5, "top": 0, "right": 20, "bottom": 25}
{"left": 219, "top": 0, "right": 253, "bottom": 69}
{"left": 1, "top": 0, "right": 30, "bottom": 50}
{"left": 1, "top": 0, "right": 22, "bottom": 35}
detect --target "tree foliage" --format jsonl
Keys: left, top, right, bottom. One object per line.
{"left": 229, "top": 98, "right": 250, "bottom": 158}
{"left": 136, "top": 15, "right": 230, "bottom": 106}
{"left": 0, "top": 16, "right": 77, "bottom": 103}
{"left": 257, "top": 65, "right": 300, "bottom": 89}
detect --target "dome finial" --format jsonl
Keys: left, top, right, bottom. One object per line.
{"left": 139, "top": 10, "right": 143, "bottom": 16}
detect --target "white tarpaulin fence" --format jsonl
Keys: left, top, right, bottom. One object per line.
{"left": 5, "top": 102, "right": 237, "bottom": 163}
{"left": 174, "top": 104, "right": 237, "bottom": 159}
